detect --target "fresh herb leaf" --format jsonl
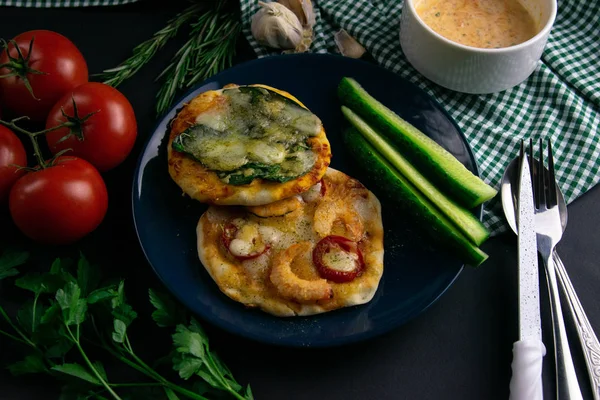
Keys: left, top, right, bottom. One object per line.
{"left": 87, "top": 286, "right": 117, "bottom": 304}
{"left": 40, "top": 301, "right": 61, "bottom": 324}
{"left": 112, "top": 319, "right": 127, "bottom": 343}
{"left": 0, "top": 249, "right": 29, "bottom": 280}
{"left": 44, "top": 336, "right": 74, "bottom": 359}
{"left": 52, "top": 363, "right": 101, "bottom": 385}
{"left": 110, "top": 282, "right": 137, "bottom": 326}
{"left": 16, "top": 300, "right": 47, "bottom": 335}
{"left": 111, "top": 281, "right": 126, "bottom": 309}
{"left": 173, "top": 354, "right": 203, "bottom": 379}
{"left": 108, "top": 281, "right": 137, "bottom": 344}
{"left": 56, "top": 282, "right": 88, "bottom": 326}
{"left": 50, "top": 259, "right": 76, "bottom": 285}
{"left": 77, "top": 253, "right": 100, "bottom": 297}
{"left": 173, "top": 324, "right": 206, "bottom": 358}
{"left": 211, "top": 351, "right": 239, "bottom": 389}
{"left": 7, "top": 353, "right": 47, "bottom": 376}
{"left": 32, "top": 317, "right": 74, "bottom": 358}
{"left": 112, "top": 302, "right": 137, "bottom": 327}
{"left": 164, "top": 387, "right": 181, "bottom": 400}
{"left": 172, "top": 320, "right": 250, "bottom": 398}
{"left": 92, "top": 360, "right": 107, "bottom": 381}
{"left": 2, "top": 251, "right": 252, "bottom": 399}
{"left": 149, "top": 289, "right": 186, "bottom": 327}
{"left": 195, "top": 369, "right": 222, "bottom": 389}
{"left": 245, "top": 385, "right": 254, "bottom": 400}
{"left": 15, "top": 273, "right": 47, "bottom": 293}
{"left": 15, "top": 272, "right": 64, "bottom": 294}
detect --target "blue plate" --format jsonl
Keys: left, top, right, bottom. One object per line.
{"left": 132, "top": 54, "right": 482, "bottom": 347}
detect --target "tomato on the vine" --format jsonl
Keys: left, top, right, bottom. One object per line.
{"left": 0, "top": 30, "right": 88, "bottom": 121}
{"left": 46, "top": 82, "right": 137, "bottom": 172}
{"left": 0, "top": 125, "right": 26, "bottom": 202}
{"left": 9, "top": 156, "right": 108, "bottom": 244}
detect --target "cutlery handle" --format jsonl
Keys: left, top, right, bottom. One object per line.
{"left": 543, "top": 252, "right": 584, "bottom": 400}
{"left": 510, "top": 339, "right": 546, "bottom": 400}
{"left": 554, "top": 251, "right": 600, "bottom": 400}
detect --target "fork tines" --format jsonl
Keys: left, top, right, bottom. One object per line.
{"left": 530, "top": 138, "right": 559, "bottom": 209}
{"left": 547, "top": 141, "right": 558, "bottom": 207}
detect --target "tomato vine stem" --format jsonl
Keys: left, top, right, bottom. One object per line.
{"left": 0, "top": 38, "right": 48, "bottom": 100}
{"left": 0, "top": 106, "right": 96, "bottom": 169}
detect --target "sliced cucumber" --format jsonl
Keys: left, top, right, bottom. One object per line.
{"left": 342, "top": 106, "right": 489, "bottom": 246}
{"left": 344, "top": 128, "right": 488, "bottom": 267}
{"left": 338, "top": 77, "right": 497, "bottom": 209}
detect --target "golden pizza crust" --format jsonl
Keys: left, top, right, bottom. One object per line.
{"left": 167, "top": 84, "right": 331, "bottom": 206}
{"left": 196, "top": 168, "right": 384, "bottom": 317}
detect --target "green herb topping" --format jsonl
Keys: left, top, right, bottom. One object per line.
{"left": 173, "top": 86, "right": 322, "bottom": 185}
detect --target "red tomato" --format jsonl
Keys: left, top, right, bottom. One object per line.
{"left": 0, "top": 30, "right": 88, "bottom": 121}
{"left": 9, "top": 156, "right": 108, "bottom": 244}
{"left": 312, "top": 235, "right": 364, "bottom": 283}
{"left": 45, "top": 82, "right": 137, "bottom": 172}
{"left": 0, "top": 125, "right": 27, "bottom": 201}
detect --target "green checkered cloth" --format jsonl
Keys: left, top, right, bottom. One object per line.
{"left": 241, "top": 0, "right": 600, "bottom": 235}
{"left": 0, "top": 0, "right": 134, "bottom": 6}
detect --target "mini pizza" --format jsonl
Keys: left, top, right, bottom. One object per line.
{"left": 167, "top": 84, "right": 331, "bottom": 206}
{"left": 196, "top": 168, "right": 384, "bottom": 317}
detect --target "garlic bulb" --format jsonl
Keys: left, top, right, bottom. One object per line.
{"left": 335, "top": 29, "right": 367, "bottom": 59}
{"left": 277, "top": 0, "right": 315, "bottom": 28}
{"left": 251, "top": 2, "right": 303, "bottom": 50}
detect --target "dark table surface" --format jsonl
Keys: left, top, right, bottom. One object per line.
{"left": 1, "top": 2, "right": 599, "bottom": 399}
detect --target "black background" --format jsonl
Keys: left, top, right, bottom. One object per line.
{"left": 1, "top": 1, "right": 599, "bottom": 399}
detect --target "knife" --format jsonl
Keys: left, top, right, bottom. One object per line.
{"left": 509, "top": 141, "right": 546, "bottom": 400}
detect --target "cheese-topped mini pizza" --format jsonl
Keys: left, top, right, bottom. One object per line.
{"left": 196, "top": 168, "right": 384, "bottom": 317}
{"left": 168, "top": 84, "right": 331, "bottom": 206}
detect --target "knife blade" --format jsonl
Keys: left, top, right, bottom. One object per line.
{"left": 509, "top": 142, "right": 545, "bottom": 400}
{"left": 517, "top": 144, "right": 541, "bottom": 341}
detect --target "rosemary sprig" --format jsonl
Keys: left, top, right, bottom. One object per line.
{"left": 97, "top": 2, "right": 204, "bottom": 88}
{"left": 155, "top": 4, "right": 241, "bottom": 115}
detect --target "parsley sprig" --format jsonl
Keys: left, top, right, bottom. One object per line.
{"left": 0, "top": 251, "right": 253, "bottom": 400}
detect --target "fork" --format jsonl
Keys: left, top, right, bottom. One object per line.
{"left": 531, "top": 139, "right": 583, "bottom": 400}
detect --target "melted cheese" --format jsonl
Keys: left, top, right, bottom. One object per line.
{"left": 196, "top": 137, "right": 247, "bottom": 171}
{"left": 257, "top": 225, "right": 282, "bottom": 244}
{"left": 248, "top": 141, "right": 286, "bottom": 164}
{"left": 197, "top": 168, "right": 385, "bottom": 317}
{"left": 229, "top": 239, "right": 253, "bottom": 257}
{"left": 195, "top": 108, "right": 227, "bottom": 131}
{"left": 175, "top": 86, "right": 322, "bottom": 182}
{"left": 322, "top": 248, "right": 359, "bottom": 272}
{"left": 301, "top": 182, "right": 322, "bottom": 203}
{"left": 228, "top": 222, "right": 265, "bottom": 257}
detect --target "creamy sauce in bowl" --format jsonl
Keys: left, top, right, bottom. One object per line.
{"left": 415, "top": 0, "right": 538, "bottom": 48}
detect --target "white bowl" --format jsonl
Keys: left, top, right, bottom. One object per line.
{"left": 399, "top": 0, "right": 557, "bottom": 94}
